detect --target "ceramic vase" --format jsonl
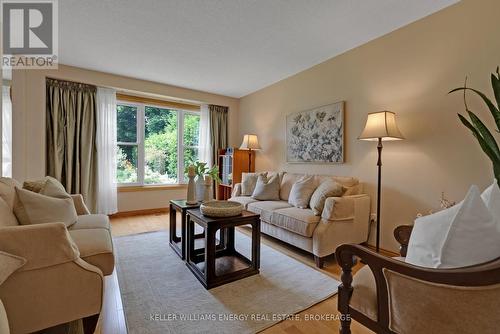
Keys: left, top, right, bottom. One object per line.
{"left": 195, "top": 176, "right": 205, "bottom": 202}
{"left": 186, "top": 165, "right": 197, "bottom": 204}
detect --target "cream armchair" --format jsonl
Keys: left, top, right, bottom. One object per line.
{"left": 0, "top": 178, "right": 114, "bottom": 334}
{"left": 336, "top": 226, "right": 500, "bottom": 334}
{"left": 0, "top": 223, "right": 103, "bottom": 334}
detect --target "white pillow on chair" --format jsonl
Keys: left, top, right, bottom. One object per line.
{"left": 406, "top": 185, "right": 500, "bottom": 268}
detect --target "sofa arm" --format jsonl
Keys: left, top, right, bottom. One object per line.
{"left": 231, "top": 183, "right": 242, "bottom": 197}
{"left": 0, "top": 223, "right": 80, "bottom": 271}
{"left": 321, "top": 195, "right": 370, "bottom": 222}
{"left": 71, "top": 194, "right": 91, "bottom": 215}
{"left": 313, "top": 195, "right": 371, "bottom": 257}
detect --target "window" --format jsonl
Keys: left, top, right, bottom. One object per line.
{"left": 116, "top": 102, "right": 200, "bottom": 185}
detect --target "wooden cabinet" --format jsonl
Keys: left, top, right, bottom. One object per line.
{"left": 217, "top": 148, "right": 255, "bottom": 200}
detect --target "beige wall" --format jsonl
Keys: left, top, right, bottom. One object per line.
{"left": 11, "top": 64, "right": 239, "bottom": 212}
{"left": 238, "top": 0, "right": 500, "bottom": 252}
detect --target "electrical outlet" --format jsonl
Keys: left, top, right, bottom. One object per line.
{"left": 370, "top": 213, "right": 377, "bottom": 224}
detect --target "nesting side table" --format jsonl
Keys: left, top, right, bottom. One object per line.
{"left": 169, "top": 199, "right": 202, "bottom": 259}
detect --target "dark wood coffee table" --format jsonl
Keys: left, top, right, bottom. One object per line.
{"left": 169, "top": 199, "right": 202, "bottom": 260}
{"left": 186, "top": 208, "right": 260, "bottom": 289}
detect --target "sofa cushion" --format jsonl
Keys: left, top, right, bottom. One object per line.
{"left": 247, "top": 201, "right": 292, "bottom": 222}
{"left": 69, "top": 228, "right": 114, "bottom": 275}
{"left": 271, "top": 207, "right": 320, "bottom": 237}
{"left": 280, "top": 173, "right": 305, "bottom": 201}
{"left": 288, "top": 175, "right": 316, "bottom": 209}
{"left": 241, "top": 172, "right": 267, "bottom": 196}
{"left": 0, "top": 197, "right": 18, "bottom": 227}
{"left": 228, "top": 196, "right": 258, "bottom": 209}
{"left": 309, "top": 179, "right": 345, "bottom": 215}
{"left": 252, "top": 174, "right": 280, "bottom": 200}
{"left": 69, "top": 214, "right": 110, "bottom": 231}
{"left": 13, "top": 188, "right": 78, "bottom": 227}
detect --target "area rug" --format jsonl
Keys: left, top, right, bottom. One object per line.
{"left": 114, "top": 230, "right": 340, "bottom": 334}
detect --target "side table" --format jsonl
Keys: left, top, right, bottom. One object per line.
{"left": 169, "top": 199, "right": 202, "bottom": 259}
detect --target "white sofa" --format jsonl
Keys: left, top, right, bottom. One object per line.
{"left": 230, "top": 172, "right": 371, "bottom": 268}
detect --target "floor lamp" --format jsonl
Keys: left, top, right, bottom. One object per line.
{"left": 239, "top": 134, "right": 261, "bottom": 172}
{"left": 359, "top": 111, "right": 404, "bottom": 252}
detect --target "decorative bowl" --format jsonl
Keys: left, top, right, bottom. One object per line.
{"left": 200, "top": 200, "right": 243, "bottom": 217}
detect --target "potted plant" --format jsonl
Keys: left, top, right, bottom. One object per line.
{"left": 185, "top": 161, "right": 222, "bottom": 201}
{"left": 450, "top": 67, "right": 500, "bottom": 187}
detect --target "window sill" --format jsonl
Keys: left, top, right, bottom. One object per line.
{"left": 118, "top": 184, "right": 187, "bottom": 193}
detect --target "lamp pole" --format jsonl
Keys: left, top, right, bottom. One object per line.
{"left": 248, "top": 149, "right": 252, "bottom": 172}
{"left": 376, "top": 138, "right": 383, "bottom": 253}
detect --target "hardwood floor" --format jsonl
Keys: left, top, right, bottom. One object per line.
{"left": 103, "top": 212, "right": 375, "bottom": 334}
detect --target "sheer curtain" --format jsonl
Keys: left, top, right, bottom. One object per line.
{"left": 198, "top": 104, "right": 212, "bottom": 167}
{"left": 2, "top": 86, "right": 12, "bottom": 177}
{"left": 96, "top": 87, "right": 118, "bottom": 214}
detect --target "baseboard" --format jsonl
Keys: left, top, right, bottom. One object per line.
{"left": 109, "top": 207, "right": 169, "bottom": 218}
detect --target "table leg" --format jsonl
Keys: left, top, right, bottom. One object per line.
{"left": 169, "top": 204, "right": 176, "bottom": 243}
{"left": 181, "top": 210, "right": 186, "bottom": 259}
{"left": 252, "top": 219, "right": 261, "bottom": 270}
{"left": 187, "top": 214, "right": 194, "bottom": 263}
{"left": 225, "top": 226, "right": 235, "bottom": 252}
{"left": 205, "top": 227, "right": 217, "bottom": 282}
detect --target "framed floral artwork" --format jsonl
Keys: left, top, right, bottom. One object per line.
{"left": 286, "top": 101, "right": 344, "bottom": 163}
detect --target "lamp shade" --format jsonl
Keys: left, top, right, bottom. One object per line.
{"left": 239, "top": 134, "right": 261, "bottom": 150}
{"left": 358, "top": 111, "right": 404, "bottom": 141}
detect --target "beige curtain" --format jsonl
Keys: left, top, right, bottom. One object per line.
{"left": 209, "top": 104, "right": 228, "bottom": 167}
{"left": 46, "top": 78, "right": 98, "bottom": 212}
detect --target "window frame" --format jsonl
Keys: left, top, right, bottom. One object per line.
{"left": 116, "top": 100, "right": 200, "bottom": 187}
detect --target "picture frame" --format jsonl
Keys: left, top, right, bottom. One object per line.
{"left": 286, "top": 101, "right": 344, "bottom": 163}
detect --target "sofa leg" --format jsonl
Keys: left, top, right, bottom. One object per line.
{"left": 314, "top": 255, "right": 325, "bottom": 268}
{"left": 82, "top": 314, "right": 99, "bottom": 334}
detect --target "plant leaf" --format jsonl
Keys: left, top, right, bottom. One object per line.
{"left": 492, "top": 68, "right": 500, "bottom": 112}
{"left": 467, "top": 110, "right": 500, "bottom": 160}
{"left": 451, "top": 87, "right": 500, "bottom": 132}
{"left": 458, "top": 113, "right": 500, "bottom": 163}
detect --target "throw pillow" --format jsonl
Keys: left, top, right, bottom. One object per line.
{"left": 22, "top": 180, "right": 46, "bottom": 193}
{"left": 288, "top": 175, "right": 316, "bottom": 209}
{"left": 0, "top": 251, "right": 26, "bottom": 285}
{"left": 241, "top": 172, "right": 267, "bottom": 196}
{"left": 0, "top": 197, "right": 18, "bottom": 227}
{"left": 481, "top": 179, "right": 500, "bottom": 222}
{"left": 406, "top": 185, "right": 500, "bottom": 268}
{"left": 41, "top": 176, "right": 71, "bottom": 199}
{"left": 309, "top": 179, "right": 345, "bottom": 215}
{"left": 13, "top": 187, "right": 78, "bottom": 227}
{"left": 252, "top": 174, "right": 280, "bottom": 200}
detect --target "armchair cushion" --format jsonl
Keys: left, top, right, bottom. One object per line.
{"left": 384, "top": 269, "right": 500, "bottom": 334}
{"left": 350, "top": 265, "right": 377, "bottom": 321}
{"left": 13, "top": 187, "right": 78, "bottom": 227}
{"left": 0, "top": 198, "right": 18, "bottom": 227}
{"left": 406, "top": 185, "right": 500, "bottom": 268}
{"left": 0, "top": 251, "right": 26, "bottom": 285}
{"left": 69, "top": 228, "right": 114, "bottom": 275}
{"left": 69, "top": 214, "right": 110, "bottom": 231}
{"left": 0, "top": 178, "right": 21, "bottom": 209}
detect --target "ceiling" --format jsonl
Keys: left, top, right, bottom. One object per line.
{"left": 59, "top": 0, "right": 458, "bottom": 98}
